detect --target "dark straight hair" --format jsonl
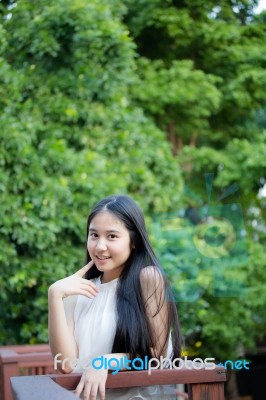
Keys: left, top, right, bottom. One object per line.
{"left": 84, "top": 195, "right": 181, "bottom": 362}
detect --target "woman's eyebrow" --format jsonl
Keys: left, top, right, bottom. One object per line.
{"left": 88, "top": 228, "right": 120, "bottom": 233}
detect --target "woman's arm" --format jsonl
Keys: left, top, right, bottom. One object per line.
{"left": 140, "top": 266, "right": 170, "bottom": 358}
{"left": 48, "top": 291, "right": 78, "bottom": 373}
{"left": 48, "top": 261, "right": 99, "bottom": 373}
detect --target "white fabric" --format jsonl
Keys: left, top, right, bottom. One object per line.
{"left": 74, "top": 276, "right": 118, "bottom": 369}
{"left": 73, "top": 276, "right": 176, "bottom": 399}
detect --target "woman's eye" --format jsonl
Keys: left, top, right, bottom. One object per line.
{"left": 90, "top": 233, "right": 98, "bottom": 238}
{"left": 108, "top": 235, "right": 117, "bottom": 239}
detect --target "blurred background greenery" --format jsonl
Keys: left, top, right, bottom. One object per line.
{"left": 0, "top": 0, "right": 266, "bottom": 384}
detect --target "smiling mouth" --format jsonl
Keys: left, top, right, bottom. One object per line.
{"left": 96, "top": 256, "right": 111, "bottom": 260}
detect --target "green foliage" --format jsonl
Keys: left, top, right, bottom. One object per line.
{"left": 0, "top": 0, "right": 265, "bottom": 366}
{"left": 0, "top": 0, "right": 182, "bottom": 344}
{"left": 131, "top": 58, "right": 221, "bottom": 138}
{"left": 122, "top": 0, "right": 266, "bottom": 360}
{"left": 151, "top": 210, "right": 266, "bottom": 359}
{"left": 124, "top": 0, "right": 266, "bottom": 143}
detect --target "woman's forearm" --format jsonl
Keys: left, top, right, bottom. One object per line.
{"left": 48, "top": 288, "right": 78, "bottom": 373}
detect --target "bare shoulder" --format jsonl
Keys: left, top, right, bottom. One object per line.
{"left": 140, "top": 266, "right": 164, "bottom": 282}
{"left": 140, "top": 267, "right": 167, "bottom": 311}
{"left": 140, "top": 266, "right": 165, "bottom": 294}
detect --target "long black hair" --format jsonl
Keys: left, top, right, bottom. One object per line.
{"left": 85, "top": 195, "right": 181, "bottom": 362}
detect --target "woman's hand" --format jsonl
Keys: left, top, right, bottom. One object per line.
{"left": 74, "top": 365, "right": 108, "bottom": 400}
{"left": 48, "top": 261, "right": 99, "bottom": 300}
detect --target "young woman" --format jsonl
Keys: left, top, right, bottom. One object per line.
{"left": 48, "top": 195, "right": 181, "bottom": 400}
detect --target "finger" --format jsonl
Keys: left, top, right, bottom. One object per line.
{"left": 74, "top": 380, "right": 85, "bottom": 398}
{"left": 79, "top": 289, "right": 97, "bottom": 299}
{"left": 81, "top": 279, "right": 99, "bottom": 292}
{"left": 90, "top": 383, "right": 98, "bottom": 400}
{"left": 83, "top": 382, "right": 92, "bottom": 400}
{"left": 98, "top": 382, "right": 105, "bottom": 400}
{"left": 76, "top": 260, "right": 94, "bottom": 277}
{"left": 80, "top": 284, "right": 99, "bottom": 297}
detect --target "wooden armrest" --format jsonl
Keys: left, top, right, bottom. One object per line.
{"left": 51, "top": 365, "right": 227, "bottom": 389}
{"left": 11, "top": 365, "right": 227, "bottom": 400}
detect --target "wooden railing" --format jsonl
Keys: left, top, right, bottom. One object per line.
{"left": 0, "top": 345, "right": 58, "bottom": 400}
{"left": 10, "top": 365, "right": 227, "bottom": 400}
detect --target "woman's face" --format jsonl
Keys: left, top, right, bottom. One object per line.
{"left": 87, "top": 211, "right": 133, "bottom": 283}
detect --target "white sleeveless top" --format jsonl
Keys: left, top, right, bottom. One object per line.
{"left": 73, "top": 276, "right": 175, "bottom": 399}
{"left": 74, "top": 276, "right": 118, "bottom": 369}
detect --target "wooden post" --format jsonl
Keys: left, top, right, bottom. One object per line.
{"left": 0, "top": 350, "right": 20, "bottom": 400}
{"left": 188, "top": 382, "right": 225, "bottom": 399}
{"left": 0, "top": 345, "right": 56, "bottom": 400}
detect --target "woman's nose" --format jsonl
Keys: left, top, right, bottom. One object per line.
{"left": 96, "top": 238, "right": 107, "bottom": 251}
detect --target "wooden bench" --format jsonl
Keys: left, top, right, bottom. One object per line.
{"left": 0, "top": 345, "right": 58, "bottom": 400}
{"left": 10, "top": 365, "right": 227, "bottom": 400}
